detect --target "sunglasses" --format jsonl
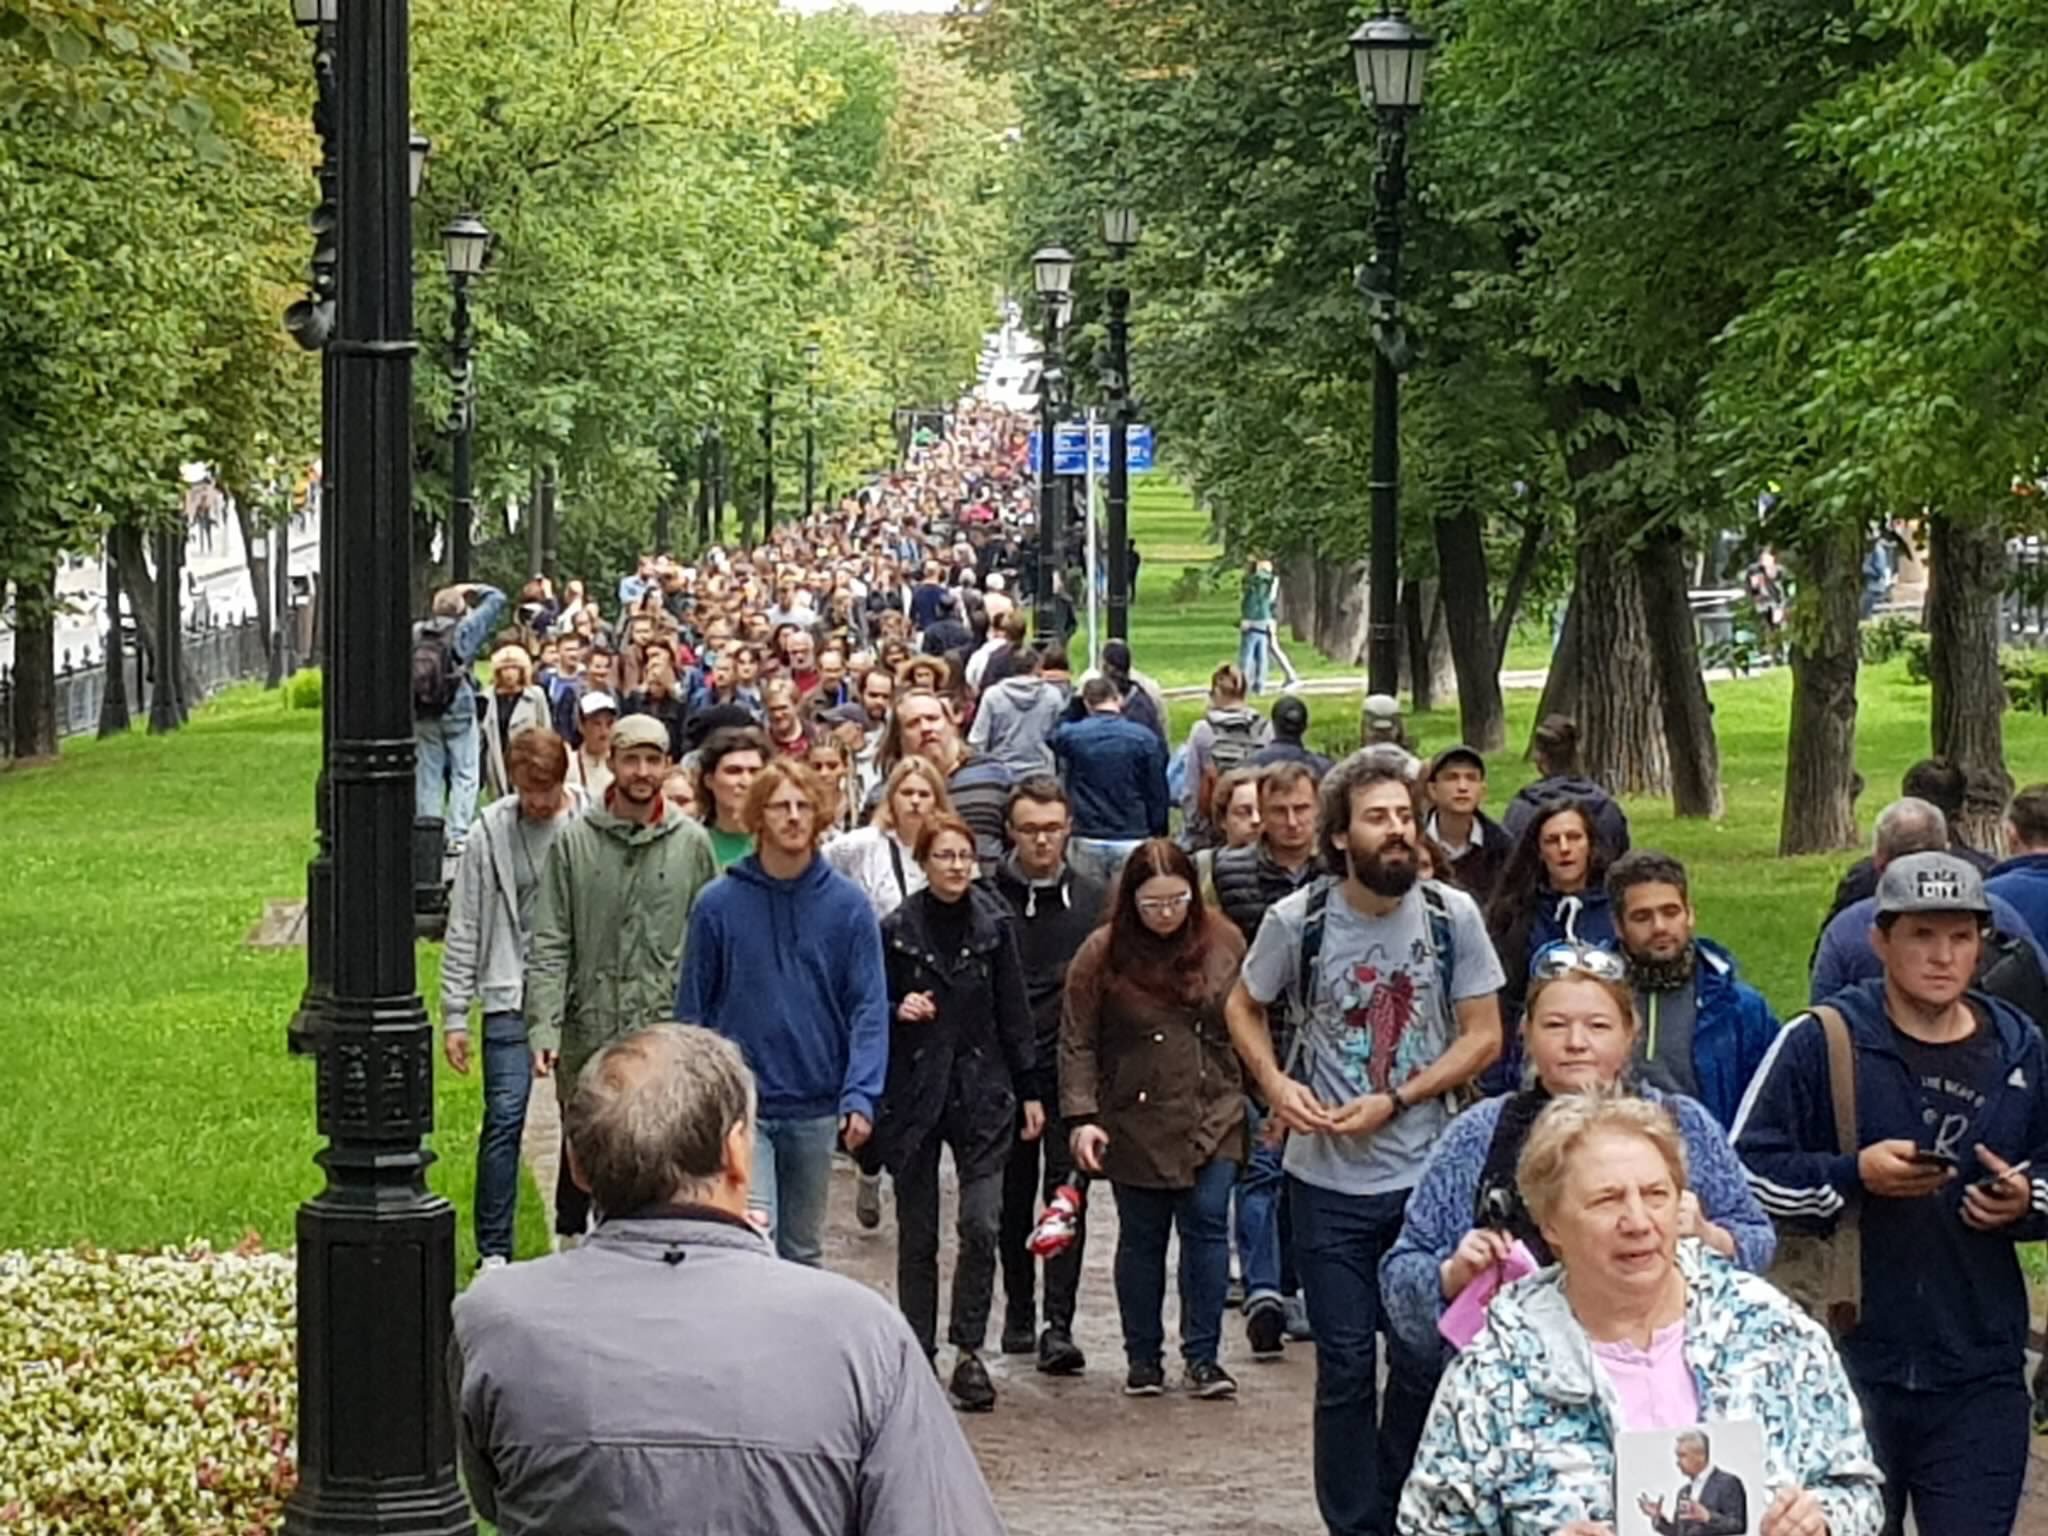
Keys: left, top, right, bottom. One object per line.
{"left": 1529, "top": 941, "right": 1629, "bottom": 985}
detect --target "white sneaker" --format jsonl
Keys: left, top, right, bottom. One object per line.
{"left": 477, "top": 1254, "right": 509, "bottom": 1273}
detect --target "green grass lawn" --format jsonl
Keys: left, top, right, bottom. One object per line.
{"left": 0, "top": 688, "right": 550, "bottom": 1263}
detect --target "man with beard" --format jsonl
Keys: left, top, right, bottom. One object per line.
{"left": 1608, "top": 849, "right": 1780, "bottom": 1130}
{"left": 1226, "top": 745, "right": 1503, "bottom": 1536}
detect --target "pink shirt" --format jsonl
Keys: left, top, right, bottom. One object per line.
{"left": 1590, "top": 1319, "right": 1700, "bottom": 1430}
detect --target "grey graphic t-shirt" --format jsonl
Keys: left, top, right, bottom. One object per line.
{"left": 1241, "top": 878, "right": 1504, "bottom": 1196}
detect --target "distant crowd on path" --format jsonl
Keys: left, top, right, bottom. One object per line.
{"left": 424, "top": 401, "right": 2048, "bottom": 1536}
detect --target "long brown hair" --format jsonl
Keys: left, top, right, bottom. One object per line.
{"left": 1103, "top": 838, "right": 1224, "bottom": 1006}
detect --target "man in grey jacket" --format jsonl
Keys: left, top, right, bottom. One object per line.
{"left": 968, "top": 642, "right": 1070, "bottom": 775}
{"left": 441, "top": 727, "right": 586, "bottom": 1268}
{"left": 451, "top": 1024, "right": 1004, "bottom": 1535}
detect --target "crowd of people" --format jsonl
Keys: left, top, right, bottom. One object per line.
{"left": 426, "top": 399, "right": 2048, "bottom": 1536}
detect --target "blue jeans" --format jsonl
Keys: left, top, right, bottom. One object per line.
{"left": 1069, "top": 836, "right": 1144, "bottom": 889}
{"left": 1291, "top": 1178, "right": 1433, "bottom": 1536}
{"left": 1111, "top": 1157, "right": 1236, "bottom": 1368}
{"left": 476, "top": 1011, "right": 531, "bottom": 1260}
{"left": 416, "top": 710, "right": 481, "bottom": 847}
{"left": 750, "top": 1115, "right": 839, "bottom": 1266}
{"left": 1236, "top": 1106, "right": 1287, "bottom": 1306}
{"left": 1238, "top": 623, "right": 1270, "bottom": 694}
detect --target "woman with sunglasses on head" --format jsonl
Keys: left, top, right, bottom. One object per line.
{"left": 1380, "top": 944, "right": 1774, "bottom": 1449}
{"left": 1061, "top": 838, "right": 1248, "bottom": 1401}
{"left": 872, "top": 814, "right": 1038, "bottom": 1415}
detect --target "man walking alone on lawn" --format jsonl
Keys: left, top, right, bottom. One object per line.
{"left": 678, "top": 758, "right": 891, "bottom": 1266}
{"left": 1226, "top": 746, "right": 1504, "bottom": 1536}
{"left": 441, "top": 728, "right": 586, "bottom": 1269}
{"left": 525, "top": 714, "right": 718, "bottom": 1244}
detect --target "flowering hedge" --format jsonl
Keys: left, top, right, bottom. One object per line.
{"left": 0, "top": 1243, "right": 298, "bottom": 1533}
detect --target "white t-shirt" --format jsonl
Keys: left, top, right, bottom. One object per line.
{"left": 1240, "top": 878, "right": 1503, "bottom": 1196}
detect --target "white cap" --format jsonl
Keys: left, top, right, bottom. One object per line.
{"left": 987, "top": 572, "right": 1006, "bottom": 592}
{"left": 579, "top": 690, "right": 619, "bottom": 717}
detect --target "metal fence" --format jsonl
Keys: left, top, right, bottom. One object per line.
{"left": 0, "top": 616, "right": 270, "bottom": 759}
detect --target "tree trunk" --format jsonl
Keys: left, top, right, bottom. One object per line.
{"left": 110, "top": 522, "right": 201, "bottom": 713}
{"left": 1401, "top": 578, "right": 1432, "bottom": 712}
{"left": 1278, "top": 550, "right": 1318, "bottom": 646}
{"left": 1927, "top": 513, "right": 2011, "bottom": 848}
{"left": 98, "top": 542, "right": 131, "bottom": 737}
{"left": 1529, "top": 598, "right": 1580, "bottom": 754}
{"left": 1493, "top": 514, "right": 1547, "bottom": 671}
{"left": 1637, "top": 529, "right": 1723, "bottom": 818}
{"left": 230, "top": 489, "right": 273, "bottom": 643}
{"left": 1574, "top": 530, "right": 1671, "bottom": 796}
{"left": 1436, "top": 507, "right": 1508, "bottom": 750}
{"left": 1313, "top": 557, "right": 1370, "bottom": 667}
{"left": 7, "top": 569, "right": 59, "bottom": 761}
{"left": 1779, "top": 523, "right": 1864, "bottom": 855}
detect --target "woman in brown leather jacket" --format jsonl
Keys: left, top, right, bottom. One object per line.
{"left": 1060, "top": 837, "right": 1246, "bottom": 1401}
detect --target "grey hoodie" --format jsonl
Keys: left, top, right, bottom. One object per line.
{"left": 968, "top": 672, "right": 1071, "bottom": 775}
{"left": 452, "top": 1213, "right": 1005, "bottom": 1535}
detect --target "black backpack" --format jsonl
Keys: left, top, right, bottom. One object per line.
{"left": 411, "top": 622, "right": 463, "bottom": 719}
{"left": 1978, "top": 928, "right": 2048, "bottom": 1037}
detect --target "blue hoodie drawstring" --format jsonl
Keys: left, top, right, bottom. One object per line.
{"left": 1556, "top": 894, "right": 1584, "bottom": 945}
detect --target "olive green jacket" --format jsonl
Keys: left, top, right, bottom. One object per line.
{"left": 524, "top": 799, "right": 718, "bottom": 1087}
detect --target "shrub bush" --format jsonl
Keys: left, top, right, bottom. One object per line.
{"left": 283, "top": 669, "right": 323, "bottom": 712}
{"left": 1902, "top": 631, "right": 1932, "bottom": 685}
{"left": 0, "top": 1244, "right": 297, "bottom": 1530}
{"left": 2001, "top": 648, "right": 2048, "bottom": 715}
{"left": 1860, "top": 613, "right": 1921, "bottom": 665}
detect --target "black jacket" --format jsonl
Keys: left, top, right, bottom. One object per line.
{"left": 1431, "top": 808, "right": 1509, "bottom": 906}
{"left": 990, "top": 858, "right": 1108, "bottom": 1105}
{"left": 873, "top": 886, "right": 1034, "bottom": 1181}
{"left": 1212, "top": 841, "right": 1320, "bottom": 945}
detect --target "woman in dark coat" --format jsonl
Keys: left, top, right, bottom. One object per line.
{"left": 876, "top": 813, "right": 1040, "bottom": 1413}
{"left": 1060, "top": 837, "right": 1247, "bottom": 1401}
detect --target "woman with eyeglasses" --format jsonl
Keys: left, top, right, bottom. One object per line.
{"left": 872, "top": 814, "right": 1039, "bottom": 1414}
{"left": 1380, "top": 944, "right": 1774, "bottom": 1454}
{"left": 1483, "top": 797, "right": 1619, "bottom": 1086}
{"left": 1061, "top": 838, "right": 1248, "bottom": 1401}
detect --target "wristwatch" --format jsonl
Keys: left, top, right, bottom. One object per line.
{"left": 1387, "top": 1086, "right": 1410, "bottom": 1119}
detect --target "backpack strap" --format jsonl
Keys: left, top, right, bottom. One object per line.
{"left": 1298, "top": 879, "right": 1331, "bottom": 1013}
{"left": 1420, "top": 879, "right": 1457, "bottom": 1004}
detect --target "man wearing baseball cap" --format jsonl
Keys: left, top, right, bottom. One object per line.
{"left": 1736, "top": 851, "right": 2048, "bottom": 1535}
{"left": 527, "top": 709, "right": 717, "bottom": 1246}
{"left": 1421, "top": 745, "right": 1506, "bottom": 902}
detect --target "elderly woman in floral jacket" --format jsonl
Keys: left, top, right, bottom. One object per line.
{"left": 1398, "top": 1093, "right": 1883, "bottom": 1536}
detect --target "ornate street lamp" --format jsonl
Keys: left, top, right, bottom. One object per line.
{"left": 1032, "top": 245, "right": 1075, "bottom": 639}
{"left": 280, "top": 0, "right": 473, "bottom": 1531}
{"left": 442, "top": 212, "right": 491, "bottom": 582}
{"left": 1101, "top": 205, "right": 1140, "bottom": 640}
{"left": 1349, "top": 4, "right": 1433, "bottom": 696}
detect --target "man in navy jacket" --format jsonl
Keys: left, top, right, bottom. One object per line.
{"left": 1735, "top": 852, "right": 2048, "bottom": 1536}
{"left": 1050, "top": 677, "right": 1167, "bottom": 887}
{"left": 1988, "top": 781, "right": 2048, "bottom": 949}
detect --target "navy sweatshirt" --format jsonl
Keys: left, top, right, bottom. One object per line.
{"left": 676, "top": 855, "right": 890, "bottom": 1122}
{"left": 1733, "top": 977, "right": 2048, "bottom": 1391}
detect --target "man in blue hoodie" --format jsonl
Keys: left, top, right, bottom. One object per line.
{"left": 677, "top": 757, "right": 890, "bottom": 1267}
{"left": 1987, "top": 781, "right": 2048, "bottom": 948}
{"left": 1607, "top": 848, "right": 1780, "bottom": 1129}
{"left": 1735, "top": 852, "right": 2048, "bottom": 1536}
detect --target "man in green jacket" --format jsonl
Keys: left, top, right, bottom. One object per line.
{"left": 526, "top": 714, "right": 718, "bottom": 1243}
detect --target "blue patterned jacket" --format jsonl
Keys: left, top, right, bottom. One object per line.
{"left": 1396, "top": 1242, "right": 1885, "bottom": 1536}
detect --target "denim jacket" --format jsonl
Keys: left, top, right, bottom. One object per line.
{"left": 1397, "top": 1242, "right": 1885, "bottom": 1536}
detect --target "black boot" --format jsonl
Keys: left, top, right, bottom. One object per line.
{"left": 1036, "top": 1325, "right": 1085, "bottom": 1376}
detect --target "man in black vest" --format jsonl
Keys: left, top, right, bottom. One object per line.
{"left": 992, "top": 776, "right": 1106, "bottom": 1375}
{"left": 1211, "top": 760, "right": 1324, "bottom": 1355}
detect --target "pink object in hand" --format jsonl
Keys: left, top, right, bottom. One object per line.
{"left": 1437, "top": 1240, "right": 1539, "bottom": 1351}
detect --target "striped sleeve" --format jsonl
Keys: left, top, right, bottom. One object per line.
{"left": 1731, "top": 1014, "right": 1860, "bottom": 1228}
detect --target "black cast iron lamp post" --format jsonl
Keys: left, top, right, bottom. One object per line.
{"left": 1031, "top": 243, "right": 1074, "bottom": 640}
{"left": 1349, "top": 5, "right": 1433, "bottom": 697}
{"left": 1101, "top": 204, "right": 1138, "bottom": 641}
{"left": 443, "top": 212, "right": 491, "bottom": 583}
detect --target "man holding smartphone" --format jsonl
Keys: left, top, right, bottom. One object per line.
{"left": 1735, "top": 852, "right": 2048, "bottom": 1536}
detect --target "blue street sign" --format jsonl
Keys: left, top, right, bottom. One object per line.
{"left": 1027, "top": 424, "right": 1157, "bottom": 476}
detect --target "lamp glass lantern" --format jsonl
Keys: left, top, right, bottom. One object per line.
{"left": 1031, "top": 244, "right": 1075, "bottom": 302}
{"left": 290, "top": 0, "right": 335, "bottom": 26}
{"left": 1349, "top": 12, "right": 1434, "bottom": 112}
{"left": 1102, "top": 206, "right": 1141, "bottom": 254}
{"left": 443, "top": 212, "right": 492, "bottom": 278}
{"left": 409, "top": 132, "right": 432, "bottom": 201}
